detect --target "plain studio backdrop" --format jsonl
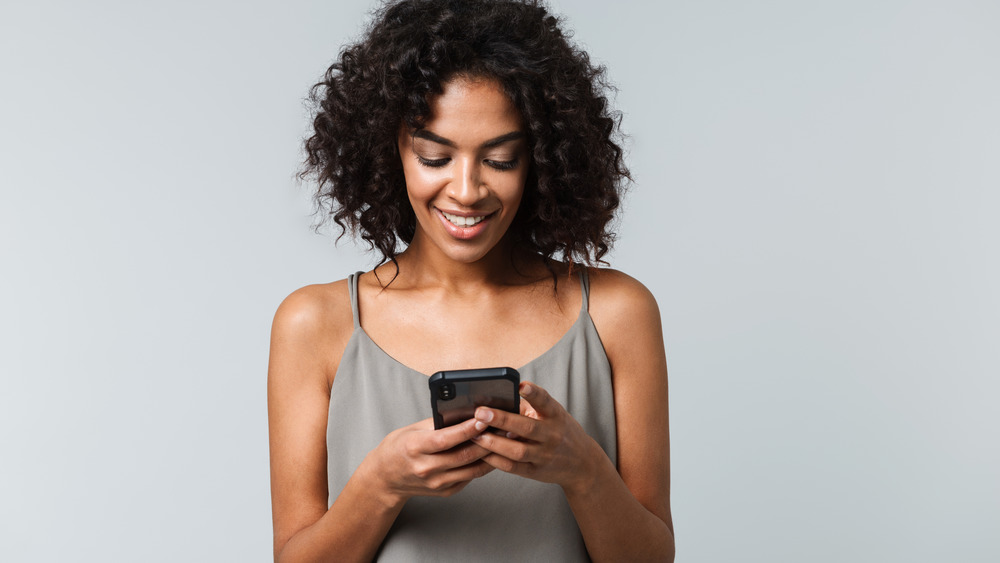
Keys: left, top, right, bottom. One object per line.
{"left": 1, "top": 0, "right": 997, "bottom": 561}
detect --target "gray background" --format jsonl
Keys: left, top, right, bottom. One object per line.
{"left": 1, "top": 0, "right": 997, "bottom": 561}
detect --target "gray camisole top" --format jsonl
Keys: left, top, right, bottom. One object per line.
{"left": 327, "top": 271, "right": 617, "bottom": 561}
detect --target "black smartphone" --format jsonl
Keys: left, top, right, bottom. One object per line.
{"left": 428, "top": 367, "right": 520, "bottom": 429}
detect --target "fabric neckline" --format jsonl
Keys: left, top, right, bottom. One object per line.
{"left": 353, "top": 307, "right": 589, "bottom": 377}
{"left": 347, "top": 269, "right": 591, "bottom": 377}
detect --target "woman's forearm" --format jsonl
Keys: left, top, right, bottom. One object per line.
{"left": 563, "top": 450, "right": 675, "bottom": 563}
{"left": 276, "top": 464, "right": 405, "bottom": 563}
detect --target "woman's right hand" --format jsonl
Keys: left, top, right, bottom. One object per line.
{"left": 358, "top": 417, "right": 495, "bottom": 505}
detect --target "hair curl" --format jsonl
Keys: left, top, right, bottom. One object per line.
{"left": 302, "top": 0, "right": 629, "bottom": 266}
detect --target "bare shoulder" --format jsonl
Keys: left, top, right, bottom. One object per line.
{"left": 270, "top": 278, "right": 355, "bottom": 388}
{"left": 272, "top": 279, "right": 353, "bottom": 343}
{"left": 586, "top": 268, "right": 661, "bottom": 336}
{"left": 585, "top": 267, "right": 666, "bottom": 377}
{"left": 273, "top": 280, "right": 352, "bottom": 331}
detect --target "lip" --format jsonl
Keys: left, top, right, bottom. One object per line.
{"left": 435, "top": 208, "right": 496, "bottom": 240}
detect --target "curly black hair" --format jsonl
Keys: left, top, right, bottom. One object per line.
{"left": 302, "top": 0, "right": 629, "bottom": 267}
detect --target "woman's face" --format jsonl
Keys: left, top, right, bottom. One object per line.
{"left": 398, "top": 77, "right": 530, "bottom": 265}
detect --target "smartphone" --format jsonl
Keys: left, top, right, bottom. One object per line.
{"left": 428, "top": 367, "right": 520, "bottom": 429}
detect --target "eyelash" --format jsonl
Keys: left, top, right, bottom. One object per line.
{"left": 488, "top": 158, "right": 519, "bottom": 171}
{"left": 416, "top": 156, "right": 519, "bottom": 171}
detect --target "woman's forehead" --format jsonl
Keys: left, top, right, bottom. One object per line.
{"left": 419, "top": 78, "right": 524, "bottom": 142}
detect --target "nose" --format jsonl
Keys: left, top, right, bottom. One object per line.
{"left": 448, "top": 157, "right": 486, "bottom": 206}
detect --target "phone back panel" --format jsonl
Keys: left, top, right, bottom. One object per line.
{"left": 429, "top": 367, "right": 519, "bottom": 428}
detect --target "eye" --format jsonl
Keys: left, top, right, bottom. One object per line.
{"left": 485, "top": 158, "right": 519, "bottom": 171}
{"left": 417, "top": 156, "right": 450, "bottom": 168}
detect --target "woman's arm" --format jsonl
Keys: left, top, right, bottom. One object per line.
{"left": 471, "top": 269, "right": 674, "bottom": 562}
{"left": 268, "top": 284, "right": 493, "bottom": 562}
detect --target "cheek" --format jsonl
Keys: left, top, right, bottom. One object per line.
{"left": 506, "top": 170, "right": 529, "bottom": 206}
{"left": 401, "top": 163, "right": 444, "bottom": 201}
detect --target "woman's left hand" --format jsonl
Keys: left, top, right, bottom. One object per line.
{"left": 470, "top": 381, "right": 608, "bottom": 493}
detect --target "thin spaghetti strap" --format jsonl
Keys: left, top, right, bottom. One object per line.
{"left": 578, "top": 268, "right": 590, "bottom": 312}
{"left": 348, "top": 271, "right": 363, "bottom": 329}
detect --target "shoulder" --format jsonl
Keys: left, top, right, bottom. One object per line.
{"left": 269, "top": 278, "right": 356, "bottom": 386}
{"left": 272, "top": 279, "right": 353, "bottom": 339}
{"left": 584, "top": 267, "right": 665, "bottom": 371}
{"left": 586, "top": 267, "right": 661, "bottom": 330}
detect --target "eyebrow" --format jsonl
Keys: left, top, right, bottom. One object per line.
{"left": 412, "top": 129, "right": 526, "bottom": 149}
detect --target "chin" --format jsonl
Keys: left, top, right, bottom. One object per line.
{"left": 413, "top": 214, "right": 517, "bottom": 265}
{"left": 440, "top": 242, "right": 503, "bottom": 264}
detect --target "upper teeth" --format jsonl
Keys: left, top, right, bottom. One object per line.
{"left": 442, "top": 211, "right": 487, "bottom": 228}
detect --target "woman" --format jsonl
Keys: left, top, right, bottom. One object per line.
{"left": 268, "top": 0, "right": 674, "bottom": 560}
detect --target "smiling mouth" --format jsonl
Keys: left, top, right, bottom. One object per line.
{"left": 440, "top": 210, "right": 493, "bottom": 228}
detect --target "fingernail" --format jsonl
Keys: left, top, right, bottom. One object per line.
{"left": 520, "top": 383, "right": 533, "bottom": 397}
{"left": 475, "top": 409, "right": 493, "bottom": 423}
{"left": 474, "top": 421, "right": 487, "bottom": 432}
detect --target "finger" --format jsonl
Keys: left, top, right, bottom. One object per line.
{"left": 433, "top": 481, "right": 470, "bottom": 497}
{"left": 518, "top": 382, "right": 562, "bottom": 418}
{"left": 470, "top": 430, "right": 537, "bottom": 464}
{"left": 435, "top": 441, "right": 493, "bottom": 469}
{"left": 420, "top": 417, "right": 485, "bottom": 454}
{"left": 480, "top": 451, "right": 533, "bottom": 477}
{"left": 473, "top": 407, "right": 542, "bottom": 440}
{"left": 449, "top": 459, "right": 495, "bottom": 481}
{"left": 428, "top": 461, "right": 496, "bottom": 494}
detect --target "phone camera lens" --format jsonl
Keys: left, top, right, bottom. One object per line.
{"left": 439, "top": 383, "right": 455, "bottom": 401}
